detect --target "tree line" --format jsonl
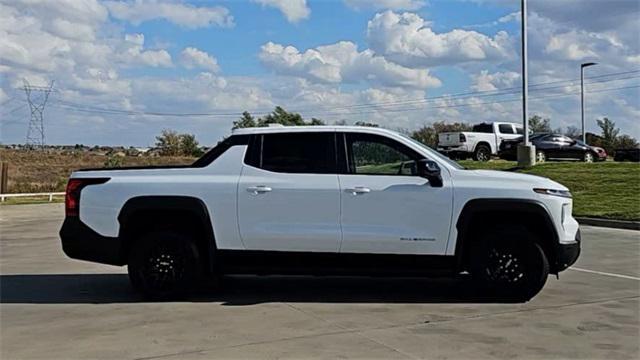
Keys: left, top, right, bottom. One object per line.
{"left": 153, "top": 106, "right": 638, "bottom": 157}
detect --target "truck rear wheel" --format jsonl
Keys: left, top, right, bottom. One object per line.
{"left": 473, "top": 144, "right": 491, "bottom": 161}
{"left": 128, "top": 231, "right": 203, "bottom": 299}
{"left": 472, "top": 230, "right": 549, "bottom": 301}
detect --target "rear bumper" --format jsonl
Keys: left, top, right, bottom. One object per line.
{"left": 556, "top": 229, "right": 581, "bottom": 272}
{"left": 59, "top": 217, "right": 125, "bottom": 266}
{"left": 437, "top": 145, "right": 470, "bottom": 153}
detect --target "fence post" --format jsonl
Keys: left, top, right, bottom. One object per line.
{"left": 0, "top": 162, "right": 8, "bottom": 195}
{"left": 49, "top": 194, "right": 53, "bottom": 202}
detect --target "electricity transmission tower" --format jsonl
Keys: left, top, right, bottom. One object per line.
{"left": 23, "top": 79, "right": 54, "bottom": 148}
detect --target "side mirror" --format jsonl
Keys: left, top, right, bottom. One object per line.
{"left": 417, "top": 159, "right": 443, "bottom": 187}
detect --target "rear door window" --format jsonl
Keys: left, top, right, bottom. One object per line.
{"left": 248, "top": 132, "right": 337, "bottom": 174}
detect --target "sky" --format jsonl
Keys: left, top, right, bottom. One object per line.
{"left": 1, "top": 0, "right": 639, "bottom": 146}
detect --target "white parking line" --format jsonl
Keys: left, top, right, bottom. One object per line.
{"left": 569, "top": 267, "right": 640, "bottom": 281}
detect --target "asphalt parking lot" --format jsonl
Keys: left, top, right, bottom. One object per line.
{"left": 1, "top": 203, "right": 638, "bottom": 359}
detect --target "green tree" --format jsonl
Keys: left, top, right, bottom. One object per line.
{"left": 528, "top": 115, "right": 551, "bottom": 133}
{"left": 180, "top": 133, "right": 203, "bottom": 157}
{"left": 616, "top": 134, "right": 639, "bottom": 149}
{"left": 596, "top": 117, "right": 620, "bottom": 153}
{"left": 564, "top": 126, "right": 581, "bottom": 139}
{"left": 432, "top": 121, "right": 472, "bottom": 133}
{"left": 232, "top": 107, "right": 325, "bottom": 130}
{"left": 586, "top": 133, "right": 603, "bottom": 148}
{"left": 354, "top": 121, "right": 379, "bottom": 127}
{"left": 233, "top": 111, "right": 257, "bottom": 129}
{"left": 155, "top": 129, "right": 182, "bottom": 156}
{"left": 308, "top": 118, "right": 325, "bottom": 126}
{"left": 259, "top": 106, "right": 306, "bottom": 126}
{"left": 411, "top": 125, "right": 437, "bottom": 148}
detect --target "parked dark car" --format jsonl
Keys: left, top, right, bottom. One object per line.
{"left": 614, "top": 147, "right": 640, "bottom": 162}
{"left": 499, "top": 134, "right": 600, "bottom": 162}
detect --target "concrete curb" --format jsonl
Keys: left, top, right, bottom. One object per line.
{"left": 576, "top": 217, "right": 640, "bottom": 231}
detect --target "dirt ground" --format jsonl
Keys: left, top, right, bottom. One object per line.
{"left": 0, "top": 149, "right": 194, "bottom": 193}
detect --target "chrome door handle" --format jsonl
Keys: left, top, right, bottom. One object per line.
{"left": 247, "top": 185, "right": 272, "bottom": 195}
{"left": 346, "top": 186, "right": 371, "bottom": 195}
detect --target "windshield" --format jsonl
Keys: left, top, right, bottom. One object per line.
{"left": 398, "top": 133, "right": 465, "bottom": 170}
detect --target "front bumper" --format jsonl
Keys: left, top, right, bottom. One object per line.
{"left": 556, "top": 229, "right": 581, "bottom": 272}
{"left": 60, "top": 217, "right": 125, "bottom": 266}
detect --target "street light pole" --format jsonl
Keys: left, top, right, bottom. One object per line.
{"left": 517, "top": 0, "right": 535, "bottom": 167}
{"left": 581, "top": 62, "right": 597, "bottom": 143}
{"left": 521, "top": 0, "right": 529, "bottom": 147}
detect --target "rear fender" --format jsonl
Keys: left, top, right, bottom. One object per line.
{"left": 118, "top": 196, "right": 216, "bottom": 272}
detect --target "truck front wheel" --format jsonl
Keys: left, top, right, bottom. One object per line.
{"left": 473, "top": 144, "right": 491, "bottom": 161}
{"left": 472, "top": 230, "right": 549, "bottom": 301}
{"left": 128, "top": 231, "right": 203, "bottom": 299}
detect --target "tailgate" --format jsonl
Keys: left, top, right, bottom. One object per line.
{"left": 438, "top": 132, "right": 462, "bottom": 146}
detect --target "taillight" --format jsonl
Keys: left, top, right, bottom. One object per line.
{"left": 65, "top": 178, "right": 109, "bottom": 217}
{"left": 459, "top": 133, "right": 466, "bottom": 142}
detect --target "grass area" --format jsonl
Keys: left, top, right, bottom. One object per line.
{"left": 460, "top": 160, "right": 640, "bottom": 221}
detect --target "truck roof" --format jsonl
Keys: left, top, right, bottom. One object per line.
{"left": 231, "top": 125, "right": 401, "bottom": 136}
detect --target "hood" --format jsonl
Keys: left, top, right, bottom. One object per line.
{"left": 462, "top": 169, "right": 568, "bottom": 190}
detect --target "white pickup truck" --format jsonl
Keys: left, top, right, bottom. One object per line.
{"left": 438, "top": 122, "right": 524, "bottom": 161}
{"left": 60, "top": 125, "right": 580, "bottom": 301}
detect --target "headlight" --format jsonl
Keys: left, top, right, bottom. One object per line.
{"left": 533, "top": 188, "right": 572, "bottom": 198}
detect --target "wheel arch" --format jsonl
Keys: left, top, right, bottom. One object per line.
{"left": 117, "top": 196, "right": 217, "bottom": 274}
{"left": 454, "top": 198, "right": 561, "bottom": 274}
{"left": 474, "top": 141, "right": 492, "bottom": 152}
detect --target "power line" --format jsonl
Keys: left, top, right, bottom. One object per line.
{"left": 0, "top": 103, "right": 27, "bottom": 117}
{"left": 48, "top": 73, "right": 640, "bottom": 119}
{"left": 293, "top": 84, "right": 640, "bottom": 118}
{"left": 48, "top": 82, "right": 640, "bottom": 121}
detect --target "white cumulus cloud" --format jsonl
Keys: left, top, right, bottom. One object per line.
{"left": 105, "top": 0, "right": 234, "bottom": 28}
{"left": 119, "top": 33, "right": 173, "bottom": 68}
{"left": 367, "top": 11, "right": 514, "bottom": 67}
{"left": 471, "top": 70, "right": 520, "bottom": 91}
{"left": 259, "top": 41, "right": 441, "bottom": 89}
{"left": 252, "top": 0, "right": 310, "bottom": 23}
{"left": 180, "top": 47, "right": 220, "bottom": 73}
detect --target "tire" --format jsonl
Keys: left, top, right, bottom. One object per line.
{"left": 471, "top": 230, "right": 549, "bottom": 302}
{"left": 583, "top": 152, "right": 594, "bottom": 163}
{"left": 536, "top": 151, "right": 546, "bottom": 163}
{"left": 128, "top": 231, "right": 204, "bottom": 300}
{"left": 473, "top": 144, "right": 491, "bottom": 162}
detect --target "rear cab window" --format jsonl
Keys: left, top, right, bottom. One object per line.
{"left": 244, "top": 132, "right": 337, "bottom": 174}
{"left": 472, "top": 123, "right": 493, "bottom": 133}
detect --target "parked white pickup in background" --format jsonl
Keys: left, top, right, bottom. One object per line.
{"left": 437, "top": 122, "right": 524, "bottom": 161}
